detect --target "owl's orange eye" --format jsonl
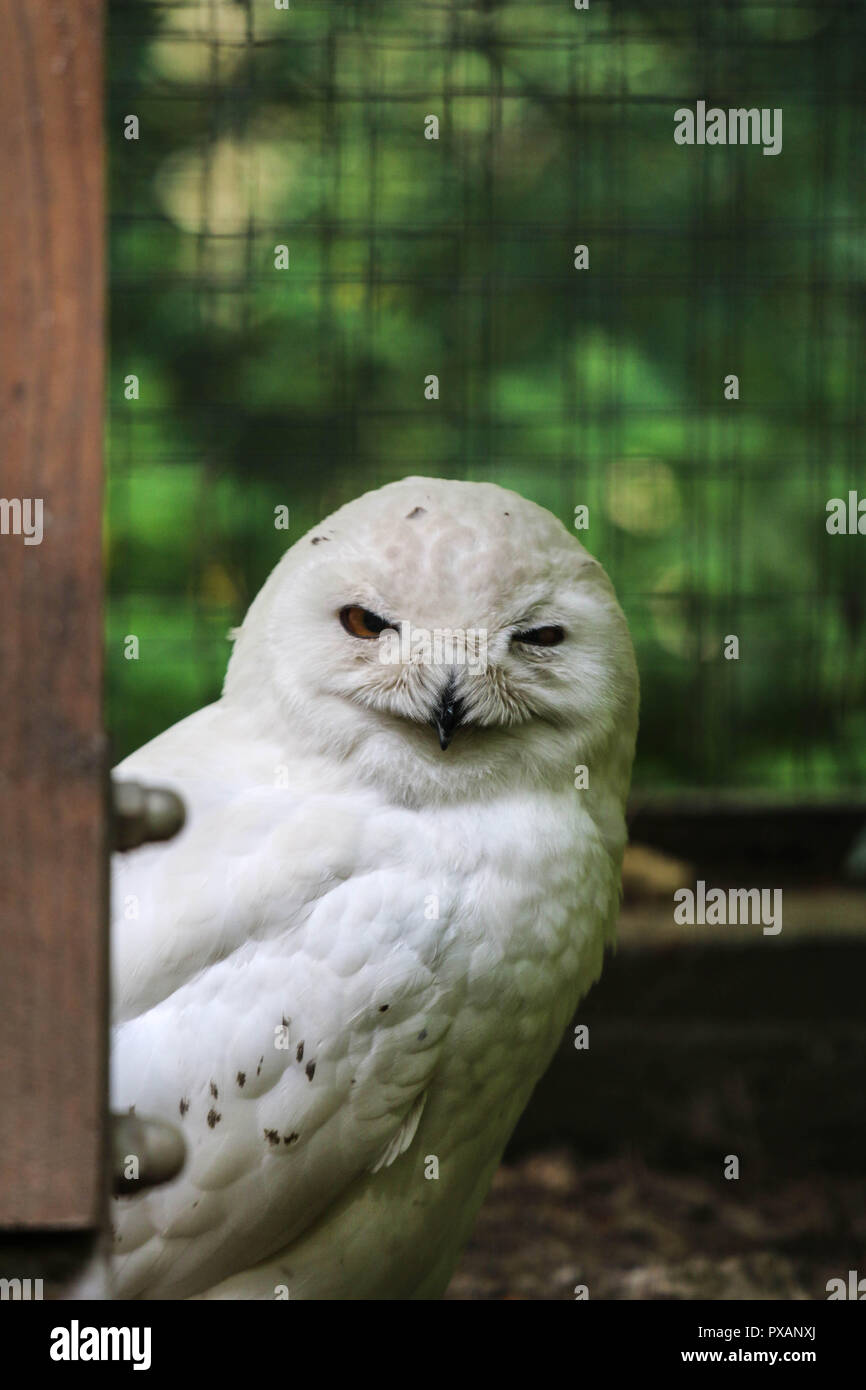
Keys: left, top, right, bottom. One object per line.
{"left": 513, "top": 625, "right": 565, "bottom": 647}
{"left": 339, "top": 605, "right": 394, "bottom": 639}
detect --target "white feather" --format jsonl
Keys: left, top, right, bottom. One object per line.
{"left": 109, "top": 477, "right": 638, "bottom": 1299}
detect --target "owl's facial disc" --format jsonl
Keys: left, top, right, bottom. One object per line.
{"left": 232, "top": 478, "right": 638, "bottom": 797}
{"left": 332, "top": 600, "right": 579, "bottom": 752}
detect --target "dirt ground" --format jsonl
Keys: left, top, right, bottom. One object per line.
{"left": 445, "top": 1148, "right": 866, "bottom": 1300}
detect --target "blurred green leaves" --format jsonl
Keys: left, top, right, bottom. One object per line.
{"left": 107, "top": 0, "right": 866, "bottom": 791}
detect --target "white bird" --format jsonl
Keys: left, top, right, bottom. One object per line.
{"left": 110, "top": 476, "right": 638, "bottom": 1299}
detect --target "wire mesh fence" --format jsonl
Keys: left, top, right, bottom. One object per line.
{"left": 107, "top": 0, "right": 866, "bottom": 794}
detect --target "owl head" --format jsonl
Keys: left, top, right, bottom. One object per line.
{"left": 225, "top": 477, "right": 639, "bottom": 811}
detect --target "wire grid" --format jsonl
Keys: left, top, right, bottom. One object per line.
{"left": 107, "top": 0, "right": 866, "bottom": 794}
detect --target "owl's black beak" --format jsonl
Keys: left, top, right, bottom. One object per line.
{"left": 431, "top": 685, "right": 464, "bottom": 751}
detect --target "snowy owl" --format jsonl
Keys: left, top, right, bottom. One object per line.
{"left": 110, "top": 476, "right": 638, "bottom": 1299}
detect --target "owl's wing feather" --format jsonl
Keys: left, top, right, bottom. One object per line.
{"left": 110, "top": 723, "right": 453, "bottom": 1299}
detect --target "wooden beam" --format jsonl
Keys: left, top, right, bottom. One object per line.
{"left": 0, "top": 0, "right": 106, "bottom": 1228}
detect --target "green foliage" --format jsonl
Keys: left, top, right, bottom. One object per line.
{"left": 108, "top": 0, "right": 866, "bottom": 790}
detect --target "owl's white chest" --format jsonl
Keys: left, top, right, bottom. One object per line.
{"left": 198, "top": 784, "right": 619, "bottom": 1300}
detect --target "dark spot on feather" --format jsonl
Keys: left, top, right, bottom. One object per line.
{"left": 406, "top": 506, "right": 426, "bottom": 519}
{"left": 311, "top": 536, "right": 329, "bottom": 544}
{"left": 257, "top": 1056, "right": 263, "bottom": 1076}
{"left": 379, "top": 1004, "right": 389, "bottom": 1013}
{"left": 193, "top": 1201, "right": 199, "bottom": 1208}
{"left": 210, "top": 1081, "right": 218, "bottom": 1099}
{"left": 296, "top": 1041, "right": 304, "bottom": 1063}
{"left": 264, "top": 1128, "right": 280, "bottom": 1146}
{"left": 179, "top": 1098, "right": 189, "bottom": 1117}
{"left": 417, "top": 1029, "right": 428, "bottom": 1041}
{"left": 503, "top": 511, "right": 510, "bottom": 516}
{"left": 207, "top": 1108, "right": 221, "bottom": 1128}
{"left": 305, "top": 1061, "right": 316, "bottom": 1082}
{"left": 283, "top": 1132, "right": 299, "bottom": 1145}
{"left": 237, "top": 1071, "right": 246, "bottom": 1088}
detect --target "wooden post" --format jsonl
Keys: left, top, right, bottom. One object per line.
{"left": 0, "top": 0, "right": 106, "bottom": 1234}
